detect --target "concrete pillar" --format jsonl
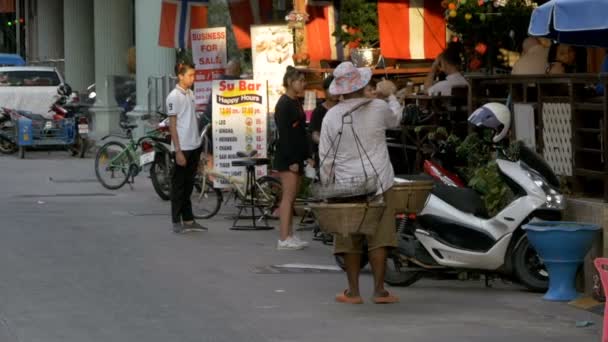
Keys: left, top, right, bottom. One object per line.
{"left": 63, "top": 0, "right": 94, "bottom": 93}
{"left": 90, "top": 0, "right": 134, "bottom": 141}
{"left": 129, "top": 0, "right": 175, "bottom": 138}
{"left": 34, "top": 0, "right": 64, "bottom": 61}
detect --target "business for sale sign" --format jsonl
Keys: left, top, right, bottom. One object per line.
{"left": 191, "top": 27, "right": 227, "bottom": 109}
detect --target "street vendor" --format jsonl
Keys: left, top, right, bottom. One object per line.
{"left": 319, "top": 62, "right": 402, "bottom": 305}
{"left": 423, "top": 43, "right": 468, "bottom": 96}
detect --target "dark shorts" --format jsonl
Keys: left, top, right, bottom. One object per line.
{"left": 273, "top": 156, "right": 304, "bottom": 175}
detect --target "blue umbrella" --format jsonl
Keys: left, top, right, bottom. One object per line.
{"left": 528, "top": 0, "right": 608, "bottom": 47}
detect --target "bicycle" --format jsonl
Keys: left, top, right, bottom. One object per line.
{"left": 94, "top": 116, "right": 171, "bottom": 191}
{"left": 190, "top": 123, "right": 282, "bottom": 219}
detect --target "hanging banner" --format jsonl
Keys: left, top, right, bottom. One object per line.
{"left": 191, "top": 27, "right": 227, "bottom": 110}
{"left": 211, "top": 79, "right": 268, "bottom": 188}
{"left": 250, "top": 25, "right": 294, "bottom": 115}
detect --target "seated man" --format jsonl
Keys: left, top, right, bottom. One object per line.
{"left": 546, "top": 43, "right": 578, "bottom": 74}
{"left": 511, "top": 37, "right": 550, "bottom": 75}
{"left": 424, "top": 47, "right": 468, "bottom": 96}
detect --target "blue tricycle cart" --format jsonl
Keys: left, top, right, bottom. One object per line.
{"left": 16, "top": 115, "right": 75, "bottom": 159}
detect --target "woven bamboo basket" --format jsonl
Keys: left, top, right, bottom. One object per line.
{"left": 308, "top": 202, "right": 386, "bottom": 237}
{"left": 392, "top": 180, "right": 434, "bottom": 214}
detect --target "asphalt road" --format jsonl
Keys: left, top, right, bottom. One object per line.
{"left": 0, "top": 151, "right": 602, "bottom": 342}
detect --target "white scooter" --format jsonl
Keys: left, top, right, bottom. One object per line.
{"left": 384, "top": 103, "right": 565, "bottom": 291}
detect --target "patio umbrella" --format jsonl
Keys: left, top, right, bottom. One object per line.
{"left": 528, "top": 0, "right": 608, "bottom": 47}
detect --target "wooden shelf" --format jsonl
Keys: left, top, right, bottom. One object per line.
{"left": 577, "top": 148, "right": 603, "bottom": 154}
{"left": 470, "top": 97, "right": 508, "bottom": 103}
{"left": 577, "top": 128, "right": 602, "bottom": 133}
{"left": 575, "top": 168, "right": 607, "bottom": 178}
{"left": 574, "top": 103, "right": 606, "bottom": 111}
{"left": 539, "top": 96, "right": 570, "bottom": 102}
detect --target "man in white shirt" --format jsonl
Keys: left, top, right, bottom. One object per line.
{"left": 424, "top": 48, "right": 468, "bottom": 96}
{"left": 167, "top": 63, "right": 206, "bottom": 233}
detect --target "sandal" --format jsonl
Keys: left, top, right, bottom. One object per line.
{"left": 335, "top": 290, "right": 364, "bottom": 304}
{"left": 373, "top": 292, "right": 400, "bottom": 304}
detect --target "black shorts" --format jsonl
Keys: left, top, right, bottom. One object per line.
{"left": 273, "top": 157, "right": 304, "bottom": 175}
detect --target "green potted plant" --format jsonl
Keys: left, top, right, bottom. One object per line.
{"left": 333, "top": 0, "right": 380, "bottom": 67}
{"left": 443, "top": 0, "right": 535, "bottom": 72}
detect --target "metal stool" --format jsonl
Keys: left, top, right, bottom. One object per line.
{"left": 230, "top": 152, "right": 274, "bottom": 230}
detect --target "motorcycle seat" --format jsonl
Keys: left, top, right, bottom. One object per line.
{"left": 236, "top": 150, "right": 258, "bottom": 158}
{"left": 431, "top": 184, "right": 488, "bottom": 218}
{"left": 231, "top": 158, "right": 269, "bottom": 168}
{"left": 19, "top": 112, "right": 47, "bottom": 122}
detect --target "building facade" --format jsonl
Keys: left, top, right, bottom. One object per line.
{"left": 23, "top": 0, "right": 175, "bottom": 140}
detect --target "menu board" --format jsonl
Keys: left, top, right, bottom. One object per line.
{"left": 250, "top": 25, "right": 294, "bottom": 115}
{"left": 211, "top": 79, "right": 268, "bottom": 188}
{"left": 191, "top": 27, "right": 227, "bottom": 110}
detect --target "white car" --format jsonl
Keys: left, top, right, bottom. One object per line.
{"left": 0, "top": 66, "right": 64, "bottom": 118}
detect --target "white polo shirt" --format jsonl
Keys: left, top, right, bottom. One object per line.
{"left": 166, "top": 85, "right": 202, "bottom": 151}
{"left": 427, "top": 72, "right": 468, "bottom": 96}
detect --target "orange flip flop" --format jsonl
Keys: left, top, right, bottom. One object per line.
{"left": 373, "top": 292, "right": 400, "bottom": 304}
{"left": 335, "top": 290, "right": 364, "bottom": 304}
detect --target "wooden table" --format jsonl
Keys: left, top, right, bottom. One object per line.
{"left": 299, "top": 66, "right": 431, "bottom": 76}
{"left": 301, "top": 67, "right": 432, "bottom": 99}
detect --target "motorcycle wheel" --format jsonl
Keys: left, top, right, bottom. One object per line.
{"left": 70, "top": 134, "right": 87, "bottom": 158}
{"left": 512, "top": 234, "right": 549, "bottom": 292}
{"left": 150, "top": 150, "right": 172, "bottom": 201}
{"left": 0, "top": 137, "right": 16, "bottom": 154}
{"left": 334, "top": 253, "right": 369, "bottom": 271}
{"left": 384, "top": 252, "right": 423, "bottom": 287}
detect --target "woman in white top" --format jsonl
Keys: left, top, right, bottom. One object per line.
{"left": 319, "top": 62, "right": 402, "bottom": 304}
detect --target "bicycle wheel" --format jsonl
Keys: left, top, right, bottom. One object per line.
{"left": 95, "top": 141, "right": 132, "bottom": 190}
{"left": 191, "top": 177, "right": 223, "bottom": 219}
{"left": 256, "top": 176, "right": 282, "bottom": 216}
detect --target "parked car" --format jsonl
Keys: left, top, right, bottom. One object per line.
{"left": 0, "top": 66, "right": 65, "bottom": 118}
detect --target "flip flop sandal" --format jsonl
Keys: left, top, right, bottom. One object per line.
{"left": 335, "top": 290, "right": 364, "bottom": 304}
{"left": 373, "top": 292, "right": 400, "bottom": 304}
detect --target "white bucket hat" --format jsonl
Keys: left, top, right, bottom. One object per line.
{"left": 329, "top": 62, "right": 373, "bottom": 95}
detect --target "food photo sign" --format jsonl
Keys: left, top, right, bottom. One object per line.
{"left": 211, "top": 79, "right": 268, "bottom": 187}
{"left": 250, "top": 25, "right": 294, "bottom": 115}
{"left": 191, "top": 27, "right": 227, "bottom": 111}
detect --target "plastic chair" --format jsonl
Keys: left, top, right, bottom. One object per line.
{"left": 593, "top": 258, "right": 608, "bottom": 342}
